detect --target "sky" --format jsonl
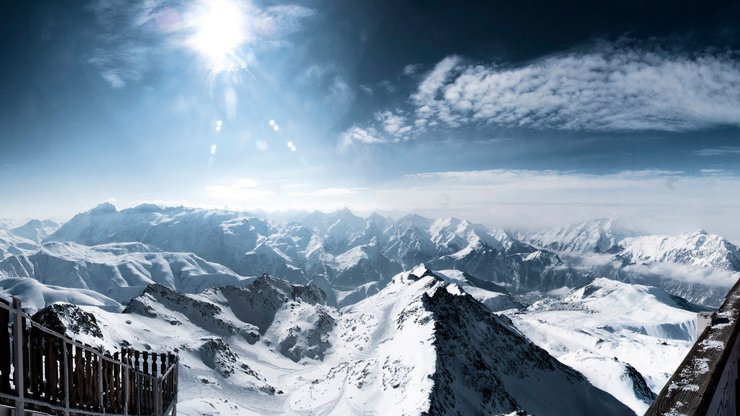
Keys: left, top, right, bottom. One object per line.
{"left": 2, "top": 0, "right": 740, "bottom": 238}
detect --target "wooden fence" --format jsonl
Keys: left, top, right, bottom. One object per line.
{"left": 0, "top": 297, "right": 178, "bottom": 416}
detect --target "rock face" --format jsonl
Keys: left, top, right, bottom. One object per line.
{"left": 32, "top": 303, "right": 103, "bottom": 338}
{"left": 420, "top": 275, "right": 631, "bottom": 416}
{"left": 125, "top": 275, "right": 336, "bottom": 363}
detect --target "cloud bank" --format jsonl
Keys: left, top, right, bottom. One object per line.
{"left": 191, "top": 169, "right": 740, "bottom": 243}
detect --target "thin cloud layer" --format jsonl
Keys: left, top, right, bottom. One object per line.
{"left": 195, "top": 169, "right": 740, "bottom": 243}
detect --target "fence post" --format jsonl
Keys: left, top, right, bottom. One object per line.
{"left": 137, "top": 373, "right": 142, "bottom": 416}
{"left": 154, "top": 378, "right": 162, "bottom": 416}
{"left": 98, "top": 347, "right": 104, "bottom": 413}
{"left": 12, "top": 297, "right": 24, "bottom": 416}
{"left": 123, "top": 363, "right": 129, "bottom": 416}
{"left": 63, "top": 340, "right": 70, "bottom": 416}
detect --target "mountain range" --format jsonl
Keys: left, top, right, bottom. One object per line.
{"left": 2, "top": 203, "right": 739, "bottom": 415}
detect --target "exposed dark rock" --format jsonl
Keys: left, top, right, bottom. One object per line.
{"left": 32, "top": 303, "right": 103, "bottom": 338}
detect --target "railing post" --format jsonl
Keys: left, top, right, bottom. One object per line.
{"left": 137, "top": 373, "right": 142, "bottom": 416}
{"left": 98, "top": 347, "right": 105, "bottom": 413}
{"left": 12, "top": 297, "right": 24, "bottom": 416}
{"left": 63, "top": 340, "right": 70, "bottom": 416}
{"left": 123, "top": 363, "right": 129, "bottom": 416}
{"left": 154, "top": 378, "right": 162, "bottom": 416}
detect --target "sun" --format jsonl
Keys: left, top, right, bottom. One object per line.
{"left": 186, "top": 0, "right": 249, "bottom": 74}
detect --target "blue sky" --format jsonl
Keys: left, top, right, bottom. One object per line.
{"left": 2, "top": 0, "right": 740, "bottom": 237}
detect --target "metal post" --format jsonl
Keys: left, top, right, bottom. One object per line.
{"left": 12, "top": 297, "right": 24, "bottom": 416}
{"left": 63, "top": 340, "right": 70, "bottom": 416}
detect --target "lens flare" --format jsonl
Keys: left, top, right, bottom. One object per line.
{"left": 186, "top": 0, "right": 249, "bottom": 73}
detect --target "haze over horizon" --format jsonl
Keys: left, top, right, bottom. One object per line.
{"left": 3, "top": 0, "right": 740, "bottom": 238}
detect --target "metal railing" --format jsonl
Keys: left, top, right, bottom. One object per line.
{"left": 0, "top": 297, "right": 178, "bottom": 416}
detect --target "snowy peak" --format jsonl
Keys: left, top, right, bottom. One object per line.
{"left": 523, "top": 218, "right": 637, "bottom": 253}
{"left": 618, "top": 230, "right": 740, "bottom": 270}
{"left": 421, "top": 285, "right": 631, "bottom": 416}
{"left": 396, "top": 213, "right": 434, "bottom": 231}
{"left": 302, "top": 269, "right": 632, "bottom": 416}
{"left": 11, "top": 219, "right": 61, "bottom": 243}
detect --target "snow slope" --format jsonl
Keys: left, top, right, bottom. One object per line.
{"left": 18, "top": 269, "right": 633, "bottom": 415}
{"left": 0, "top": 277, "right": 122, "bottom": 314}
{"left": 0, "top": 229, "right": 37, "bottom": 260}
{"left": 0, "top": 241, "right": 251, "bottom": 302}
{"left": 508, "top": 277, "right": 701, "bottom": 414}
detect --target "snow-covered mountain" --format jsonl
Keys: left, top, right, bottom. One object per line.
{"left": 45, "top": 203, "right": 583, "bottom": 301}
{"left": 0, "top": 241, "right": 250, "bottom": 302}
{"left": 0, "top": 229, "right": 38, "bottom": 260}
{"left": 617, "top": 230, "right": 740, "bottom": 271}
{"left": 508, "top": 277, "right": 703, "bottom": 414}
{"left": 522, "top": 219, "right": 740, "bottom": 307}
{"left": 11, "top": 219, "right": 61, "bottom": 243}
{"left": 23, "top": 268, "right": 632, "bottom": 416}
{"left": 4, "top": 204, "right": 737, "bottom": 413}
{"left": 522, "top": 218, "right": 637, "bottom": 254}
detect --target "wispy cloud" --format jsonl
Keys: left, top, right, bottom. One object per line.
{"left": 338, "top": 126, "right": 387, "bottom": 150}
{"left": 695, "top": 146, "right": 740, "bottom": 156}
{"left": 413, "top": 46, "right": 740, "bottom": 132}
{"left": 342, "top": 42, "right": 740, "bottom": 144}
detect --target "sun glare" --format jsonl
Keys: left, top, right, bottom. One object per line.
{"left": 186, "top": 0, "right": 249, "bottom": 73}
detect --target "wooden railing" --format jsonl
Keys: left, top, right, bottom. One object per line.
{"left": 645, "top": 277, "right": 740, "bottom": 415}
{"left": 0, "top": 297, "right": 178, "bottom": 416}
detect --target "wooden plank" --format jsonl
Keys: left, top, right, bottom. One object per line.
{"left": 0, "top": 307, "right": 10, "bottom": 392}
{"left": 85, "top": 348, "right": 93, "bottom": 409}
{"left": 142, "top": 351, "right": 149, "bottom": 414}
{"left": 113, "top": 352, "right": 120, "bottom": 412}
{"left": 45, "top": 332, "right": 56, "bottom": 402}
{"left": 66, "top": 340, "right": 74, "bottom": 409}
{"left": 22, "top": 318, "right": 30, "bottom": 396}
{"left": 73, "top": 344, "right": 82, "bottom": 407}
{"left": 31, "top": 327, "right": 43, "bottom": 398}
